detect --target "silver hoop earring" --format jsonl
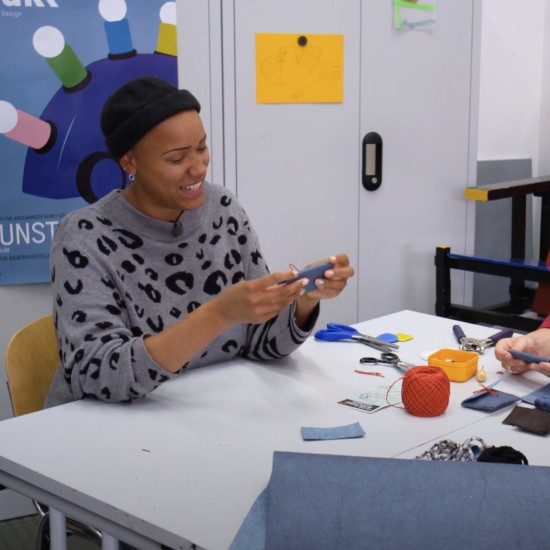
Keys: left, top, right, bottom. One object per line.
{"left": 128, "top": 173, "right": 135, "bottom": 182}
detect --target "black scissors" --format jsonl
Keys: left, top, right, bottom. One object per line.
{"left": 360, "top": 352, "right": 415, "bottom": 373}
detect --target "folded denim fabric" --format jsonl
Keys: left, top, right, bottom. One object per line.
{"left": 461, "top": 390, "right": 520, "bottom": 412}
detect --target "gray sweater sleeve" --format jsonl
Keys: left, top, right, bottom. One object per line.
{"left": 238, "top": 229, "right": 320, "bottom": 360}
{"left": 50, "top": 231, "right": 176, "bottom": 404}
{"left": 220, "top": 191, "right": 320, "bottom": 359}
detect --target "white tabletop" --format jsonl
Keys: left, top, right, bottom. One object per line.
{"left": 0, "top": 310, "right": 548, "bottom": 549}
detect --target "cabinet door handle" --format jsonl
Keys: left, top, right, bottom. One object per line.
{"left": 362, "top": 132, "right": 382, "bottom": 191}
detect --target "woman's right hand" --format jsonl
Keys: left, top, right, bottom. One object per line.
{"left": 213, "top": 269, "right": 307, "bottom": 326}
{"left": 495, "top": 329, "right": 550, "bottom": 376}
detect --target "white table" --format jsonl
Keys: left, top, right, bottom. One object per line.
{"left": 0, "top": 310, "right": 548, "bottom": 549}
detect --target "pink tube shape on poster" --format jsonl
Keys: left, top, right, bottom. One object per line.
{"left": 0, "top": 100, "right": 52, "bottom": 150}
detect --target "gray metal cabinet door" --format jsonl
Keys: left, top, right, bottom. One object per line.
{"left": 357, "top": 1, "right": 478, "bottom": 321}
{"left": 231, "top": 0, "right": 362, "bottom": 327}
{"left": 177, "top": 0, "right": 479, "bottom": 326}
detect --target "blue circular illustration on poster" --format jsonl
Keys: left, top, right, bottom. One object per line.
{"left": 22, "top": 52, "right": 177, "bottom": 203}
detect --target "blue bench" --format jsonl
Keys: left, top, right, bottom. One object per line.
{"left": 438, "top": 176, "right": 550, "bottom": 331}
{"left": 435, "top": 245, "right": 550, "bottom": 332}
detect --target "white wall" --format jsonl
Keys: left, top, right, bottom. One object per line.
{"left": 478, "top": 0, "right": 546, "bottom": 169}
{"left": 539, "top": 3, "right": 550, "bottom": 176}
{"left": 477, "top": 0, "right": 548, "bottom": 257}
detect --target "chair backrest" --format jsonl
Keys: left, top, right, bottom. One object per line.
{"left": 5, "top": 314, "right": 59, "bottom": 416}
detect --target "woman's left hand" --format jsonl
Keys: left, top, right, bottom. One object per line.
{"left": 294, "top": 254, "right": 354, "bottom": 327}
{"left": 305, "top": 253, "right": 354, "bottom": 300}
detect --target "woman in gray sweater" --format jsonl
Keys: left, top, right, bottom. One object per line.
{"left": 46, "top": 76, "right": 353, "bottom": 406}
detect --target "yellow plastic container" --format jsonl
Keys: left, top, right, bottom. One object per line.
{"left": 428, "top": 348, "right": 479, "bottom": 382}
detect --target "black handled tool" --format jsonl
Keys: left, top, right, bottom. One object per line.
{"left": 452, "top": 325, "right": 513, "bottom": 354}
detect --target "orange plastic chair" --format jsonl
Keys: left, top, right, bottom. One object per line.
{"left": 5, "top": 314, "right": 59, "bottom": 416}
{"left": 5, "top": 314, "right": 102, "bottom": 548}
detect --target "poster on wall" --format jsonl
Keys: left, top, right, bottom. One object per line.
{"left": 0, "top": 0, "right": 178, "bottom": 285}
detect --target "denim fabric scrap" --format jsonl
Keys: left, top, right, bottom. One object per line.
{"left": 300, "top": 422, "right": 365, "bottom": 441}
{"left": 461, "top": 389, "right": 520, "bottom": 411}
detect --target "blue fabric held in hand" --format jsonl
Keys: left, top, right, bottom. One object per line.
{"left": 300, "top": 422, "right": 365, "bottom": 441}
{"left": 461, "top": 390, "right": 520, "bottom": 412}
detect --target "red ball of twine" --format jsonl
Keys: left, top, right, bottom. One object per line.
{"left": 402, "top": 366, "right": 450, "bottom": 417}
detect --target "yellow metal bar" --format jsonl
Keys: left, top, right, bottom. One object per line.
{"left": 464, "top": 187, "right": 489, "bottom": 201}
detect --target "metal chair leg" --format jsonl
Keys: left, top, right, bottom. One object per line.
{"left": 36, "top": 511, "right": 50, "bottom": 550}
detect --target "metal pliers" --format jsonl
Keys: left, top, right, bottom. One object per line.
{"left": 452, "top": 325, "right": 513, "bottom": 354}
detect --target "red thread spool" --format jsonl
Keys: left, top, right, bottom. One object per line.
{"left": 401, "top": 366, "right": 450, "bottom": 417}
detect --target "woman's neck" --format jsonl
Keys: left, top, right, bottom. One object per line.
{"left": 122, "top": 185, "right": 182, "bottom": 223}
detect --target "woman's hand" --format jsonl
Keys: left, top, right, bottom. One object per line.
{"left": 209, "top": 253, "right": 354, "bottom": 332}
{"left": 145, "top": 257, "right": 354, "bottom": 372}
{"left": 306, "top": 253, "right": 355, "bottom": 300}
{"left": 294, "top": 253, "right": 355, "bottom": 327}
{"left": 495, "top": 328, "right": 550, "bottom": 376}
{"left": 144, "top": 270, "right": 306, "bottom": 373}
{"left": 211, "top": 269, "right": 308, "bottom": 326}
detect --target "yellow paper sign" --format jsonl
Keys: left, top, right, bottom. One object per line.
{"left": 256, "top": 33, "right": 343, "bottom": 104}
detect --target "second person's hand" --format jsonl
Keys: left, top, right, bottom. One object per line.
{"left": 495, "top": 330, "right": 550, "bottom": 376}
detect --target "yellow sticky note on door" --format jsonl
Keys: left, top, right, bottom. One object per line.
{"left": 256, "top": 33, "right": 343, "bottom": 104}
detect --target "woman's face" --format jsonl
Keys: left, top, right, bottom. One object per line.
{"left": 121, "top": 109, "right": 210, "bottom": 221}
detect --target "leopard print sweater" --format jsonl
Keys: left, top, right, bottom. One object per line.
{"left": 45, "top": 183, "right": 317, "bottom": 406}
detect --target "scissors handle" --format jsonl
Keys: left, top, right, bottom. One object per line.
{"left": 314, "top": 329, "right": 355, "bottom": 342}
{"left": 326, "top": 323, "right": 358, "bottom": 334}
{"left": 359, "top": 357, "right": 379, "bottom": 364}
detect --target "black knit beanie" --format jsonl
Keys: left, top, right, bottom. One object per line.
{"left": 100, "top": 75, "right": 201, "bottom": 160}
